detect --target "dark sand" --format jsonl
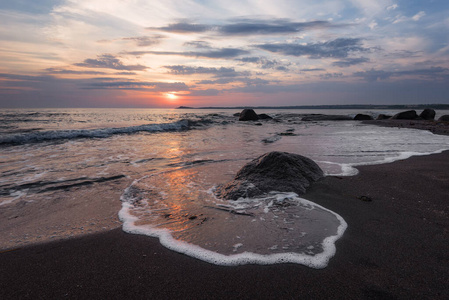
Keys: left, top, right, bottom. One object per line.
{"left": 1, "top": 151, "right": 449, "bottom": 299}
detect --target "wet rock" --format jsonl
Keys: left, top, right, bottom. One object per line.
{"left": 302, "top": 114, "right": 353, "bottom": 121}
{"left": 376, "top": 114, "right": 392, "bottom": 120}
{"left": 258, "top": 113, "right": 273, "bottom": 120}
{"left": 239, "top": 109, "right": 259, "bottom": 121}
{"left": 215, "top": 151, "right": 324, "bottom": 200}
{"left": 419, "top": 108, "right": 436, "bottom": 120}
{"left": 391, "top": 110, "right": 418, "bottom": 120}
{"left": 354, "top": 114, "right": 374, "bottom": 120}
{"left": 438, "top": 115, "right": 449, "bottom": 122}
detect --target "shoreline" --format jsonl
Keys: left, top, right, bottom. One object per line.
{"left": 363, "top": 119, "right": 449, "bottom": 136}
{"left": 1, "top": 150, "right": 448, "bottom": 299}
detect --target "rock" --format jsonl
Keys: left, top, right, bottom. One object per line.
{"left": 391, "top": 110, "right": 418, "bottom": 120}
{"left": 302, "top": 114, "right": 353, "bottom": 121}
{"left": 376, "top": 114, "right": 392, "bottom": 120}
{"left": 419, "top": 108, "right": 436, "bottom": 120}
{"left": 354, "top": 114, "right": 374, "bottom": 120}
{"left": 239, "top": 109, "right": 259, "bottom": 121}
{"left": 233, "top": 112, "right": 240, "bottom": 117}
{"left": 215, "top": 151, "right": 324, "bottom": 200}
{"left": 257, "top": 113, "right": 273, "bottom": 120}
{"left": 438, "top": 115, "right": 449, "bottom": 122}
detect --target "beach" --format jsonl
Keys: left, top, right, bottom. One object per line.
{"left": 1, "top": 147, "right": 448, "bottom": 299}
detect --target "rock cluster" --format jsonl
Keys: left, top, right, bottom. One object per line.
{"left": 215, "top": 151, "right": 324, "bottom": 200}
{"left": 238, "top": 109, "right": 273, "bottom": 121}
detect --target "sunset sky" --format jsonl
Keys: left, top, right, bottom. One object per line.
{"left": 1, "top": 0, "right": 448, "bottom": 108}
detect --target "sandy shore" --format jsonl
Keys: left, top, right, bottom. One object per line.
{"left": 1, "top": 148, "right": 448, "bottom": 299}
{"left": 364, "top": 119, "right": 449, "bottom": 136}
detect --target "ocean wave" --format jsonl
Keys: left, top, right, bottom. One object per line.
{"left": 0, "top": 119, "right": 206, "bottom": 146}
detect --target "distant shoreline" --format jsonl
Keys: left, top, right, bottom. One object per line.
{"left": 177, "top": 104, "right": 449, "bottom": 110}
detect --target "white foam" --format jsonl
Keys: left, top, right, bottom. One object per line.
{"left": 0, "top": 119, "right": 190, "bottom": 145}
{"left": 119, "top": 189, "right": 347, "bottom": 269}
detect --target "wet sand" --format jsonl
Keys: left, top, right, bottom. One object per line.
{"left": 1, "top": 150, "right": 448, "bottom": 299}
{"left": 364, "top": 119, "right": 449, "bottom": 136}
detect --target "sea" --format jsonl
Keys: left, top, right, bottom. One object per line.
{"left": 1, "top": 108, "right": 449, "bottom": 268}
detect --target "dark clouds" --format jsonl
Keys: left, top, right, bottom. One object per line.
{"left": 257, "top": 38, "right": 369, "bottom": 59}
{"left": 122, "top": 35, "right": 165, "bottom": 47}
{"left": 332, "top": 57, "right": 369, "bottom": 67}
{"left": 125, "top": 48, "right": 249, "bottom": 59}
{"left": 236, "top": 56, "right": 291, "bottom": 70}
{"left": 74, "top": 54, "right": 147, "bottom": 71}
{"left": 151, "top": 19, "right": 341, "bottom": 36}
{"left": 354, "top": 67, "right": 449, "bottom": 82}
{"left": 164, "top": 65, "right": 249, "bottom": 77}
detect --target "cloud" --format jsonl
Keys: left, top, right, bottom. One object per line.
{"left": 256, "top": 38, "right": 369, "bottom": 59}
{"left": 45, "top": 68, "right": 107, "bottom": 75}
{"left": 74, "top": 54, "right": 148, "bottom": 71}
{"left": 125, "top": 48, "right": 249, "bottom": 59}
{"left": 150, "top": 19, "right": 342, "bottom": 36}
{"left": 412, "top": 11, "right": 426, "bottom": 21}
{"left": 354, "top": 67, "right": 449, "bottom": 82}
{"left": 387, "top": 4, "right": 399, "bottom": 11}
{"left": 300, "top": 68, "right": 326, "bottom": 72}
{"left": 332, "top": 57, "right": 370, "bottom": 67}
{"left": 236, "top": 56, "right": 291, "bottom": 70}
{"left": 164, "top": 65, "right": 248, "bottom": 77}
{"left": 86, "top": 80, "right": 189, "bottom": 92}
{"left": 319, "top": 72, "right": 343, "bottom": 79}
{"left": 122, "top": 35, "right": 165, "bottom": 47}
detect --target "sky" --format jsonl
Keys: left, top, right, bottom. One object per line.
{"left": 0, "top": 0, "right": 448, "bottom": 108}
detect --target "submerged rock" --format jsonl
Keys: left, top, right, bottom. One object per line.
{"left": 258, "top": 113, "right": 273, "bottom": 120}
{"left": 215, "top": 151, "right": 324, "bottom": 200}
{"left": 302, "top": 114, "right": 353, "bottom": 121}
{"left": 419, "top": 108, "right": 436, "bottom": 120}
{"left": 354, "top": 114, "right": 373, "bottom": 120}
{"left": 439, "top": 115, "right": 449, "bottom": 122}
{"left": 239, "top": 109, "right": 259, "bottom": 121}
{"left": 391, "top": 110, "right": 418, "bottom": 120}
{"left": 376, "top": 114, "right": 392, "bottom": 120}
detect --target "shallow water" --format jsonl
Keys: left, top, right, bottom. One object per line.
{"left": 1, "top": 108, "right": 449, "bottom": 267}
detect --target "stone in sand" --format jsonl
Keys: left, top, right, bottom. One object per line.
{"left": 239, "top": 109, "right": 259, "bottom": 121}
{"left": 438, "top": 115, "right": 449, "bottom": 122}
{"left": 354, "top": 114, "right": 373, "bottom": 120}
{"left": 215, "top": 151, "right": 324, "bottom": 200}
{"left": 391, "top": 110, "right": 418, "bottom": 120}
{"left": 419, "top": 108, "right": 436, "bottom": 120}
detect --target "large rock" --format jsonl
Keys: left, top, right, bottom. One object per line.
{"left": 438, "top": 115, "right": 449, "bottom": 122}
{"left": 391, "top": 110, "right": 418, "bottom": 120}
{"left": 354, "top": 114, "right": 373, "bottom": 120}
{"left": 257, "top": 113, "right": 273, "bottom": 120}
{"left": 376, "top": 114, "right": 392, "bottom": 120}
{"left": 302, "top": 114, "right": 353, "bottom": 121}
{"left": 239, "top": 109, "right": 259, "bottom": 121}
{"left": 419, "top": 108, "right": 436, "bottom": 120}
{"left": 215, "top": 151, "right": 324, "bottom": 200}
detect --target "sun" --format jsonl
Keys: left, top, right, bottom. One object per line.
{"left": 166, "top": 93, "right": 177, "bottom": 100}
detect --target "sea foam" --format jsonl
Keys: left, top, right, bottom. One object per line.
{"left": 119, "top": 168, "right": 347, "bottom": 268}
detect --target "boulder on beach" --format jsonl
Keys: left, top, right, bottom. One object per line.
{"left": 419, "top": 108, "right": 436, "bottom": 120}
{"left": 391, "top": 110, "right": 418, "bottom": 120}
{"left": 376, "top": 114, "right": 392, "bottom": 120}
{"left": 438, "top": 115, "right": 449, "bottom": 122}
{"left": 354, "top": 114, "right": 374, "bottom": 121}
{"left": 258, "top": 113, "right": 273, "bottom": 120}
{"left": 239, "top": 109, "right": 259, "bottom": 121}
{"left": 215, "top": 151, "right": 324, "bottom": 200}
{"left": 302, "top": 114, "right": 353, "bottom": 121}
